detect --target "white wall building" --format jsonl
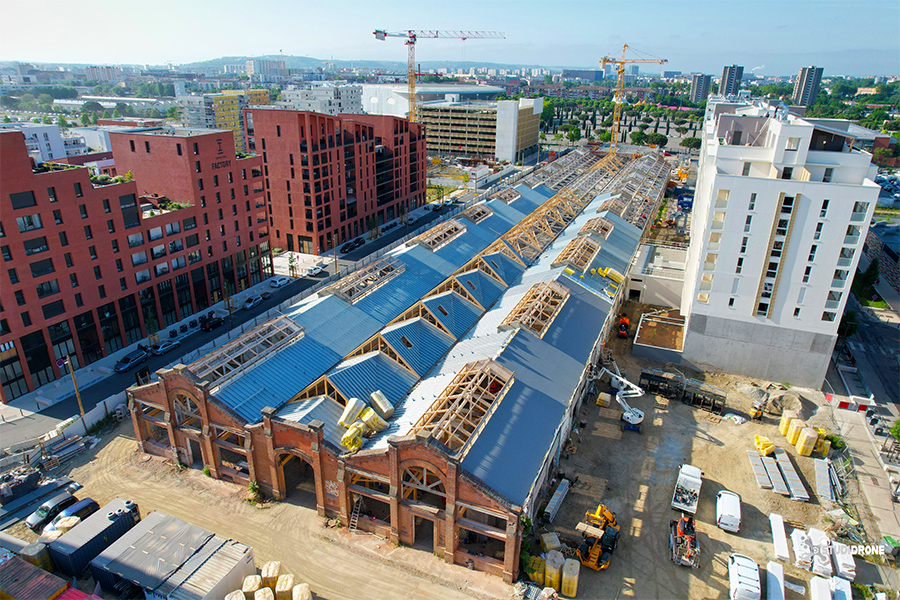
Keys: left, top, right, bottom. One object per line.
{"left": 679, "top": 98, "right": 879, "bottom": 387}
{"left": 69, "top": 126, "right": 113, "bottom": 152}
{"left": 278, "top": 84, "right": 363, "bottom": 115}
{"left": 0, "top": 123, "right": 66, "bottom": 162}
{"left": 360, "top": 84, "right": 505, "bottom": 118}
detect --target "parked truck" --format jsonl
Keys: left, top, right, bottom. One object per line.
{"left": 671, "top": 464, "right": 702, "bottom": 514}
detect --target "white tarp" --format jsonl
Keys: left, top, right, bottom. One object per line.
{"left": 831, "top": 541, "right": 856, "bottom": 581}
{"left": 769, "top": 514, "right": 790, "bottom": 561}
{"left": 808, "top": 528, "right": 833, "bottom": 578}
{"left": 766, "top": 561, "right": 785, "bottom": 600}
{"left": 790, "top": 528, "right": 812, "bottom": 570}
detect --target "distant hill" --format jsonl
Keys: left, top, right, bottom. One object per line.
{"left": 180, "top": 54, "right": 543, "bottom": 73}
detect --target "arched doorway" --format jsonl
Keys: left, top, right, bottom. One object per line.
{"left": 278, "top": 451, "right": 317, "bottom": 509}
{"left": 402, "top": 465, "right": 447, "bottom": 552}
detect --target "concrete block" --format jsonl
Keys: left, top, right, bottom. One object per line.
{"left": 688, "top": 314, "right": 707, "bottom": 334}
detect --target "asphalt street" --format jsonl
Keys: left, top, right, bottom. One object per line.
{"left": 844, "top": 295, "right": 900, "bottom": 412}
{"left": 0, "top": 201, "right": 463, "bottom": 448}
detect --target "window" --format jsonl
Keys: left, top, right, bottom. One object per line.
{"left": 107, "top": 219, "right": 115, "bottom": 233}
{"left": 697, "top": 293, "right": 709, "bottom": 303}
{"left": 742, "top": 162, "right": 751, "bottom": 176}
{"left": 193, "top": 142, "right": 199, "bottom": 155}
{"left": 16, "top": 213, "right": 42, "bottom": 233}
{"left": 103, "top": 198, "right": 110, "bottom": 213}
{"left": 94, "top": 266, "right": 102, "bottom": 280}
{"left": 145, "top": 140, "right": 151, "bottom": 153}
{"left": 781, "top": 167, "right": 793, "bottom": 180}
{"left": 748, "top": 193, "right": 756, "bottom": 211}
{"left": 64, "top": 252, "right": 73, "bottom": 267}
{"left": 116, "top": 259, "right": 123, "bottom": 272}
{"left": 728, "top": 298, "right": 735, "bottom": 307}
{"left": 822, "top": 311, "right": 836, "bottom": 322}
{"left": 24, "top": 236, "right": 49, "bottom": 255}
{"left": 21, "top": 312, "right": 31, "bottom": 327}
{"left": 89, "top": 246, "right": 97, "bottom": 260}
{"left": 802, "top": 266, "right": 812, "bottom": 283}
{"left": 740, "top": 237, "right": 748, "bottom": 253}
{"left": 36, "top": 279, "right": 60, "bottom": 298}
{"left": 47, "top": 187, "right": 57, "bottom": 202}
{"left": 130, "top": 140, "right": 136, "bottom": 152}
{"left": 744, "top": 215, "right": 752, "bottom": 232}
{"left": 793, "top": 308, "right": 800, "bottom": 317}
{"left": 111, "top": 240, "right": 119, "bottom": 253}
{"left": 228, "top": 172, "right": 233, "bottom": 184}
{"left": 198, "top": 178, "right": 204, "bottom": 191}
{"left": 214, "top": 175, "right": 219, "bottom": 187}
{"left": 15, "top": 290, "right": 25, "bottom": 305}
{"left": 756, "top": 303, "right": 769, "bottom": 316}
{"left": 120, "top": 277, "right": 127, "bottom": 291}
{"left": 808, "top": 245, "right": 817, "bottom": 262}
{"left": 53, "top": 210, "right": 63, "bottom": 225}
{"left": 83, "top": 225, "right": 93, "bottom": 240}
{"left": 277, "top": 125, "right": 281, "bottom": 137}
{"left": 8, "top": 268, "right": 18, "bottom": 284}
{"left": 771, "top": 240, "right": 784, "bottom": 257}
{"left": 79, "top": 204, "right": 88, "bottom": 219}
{"left": 814, "top": 222, "right": 823, "bottom": 241}
{"left": 98, "top": 285, "right": 106, "bottom": 299}
{"left": 823, "top": 168, "right": 833, "bottom": 183}
{"left": 786, "top": 137, "right": 801, "bottom": 151}
{"left": 820, "top": 199, "right": 829, "bottom": 218}
{"left": 74, "top": 182, "right": 83, "bottom": 197}
{"left": 195, "top": 160, "right": 202, "bottom": 174}
{"left": 1, "top": 245, "right": 10, "bottom": 261}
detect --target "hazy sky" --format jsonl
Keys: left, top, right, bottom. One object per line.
{"left": 3, "top": 0, "right": 898, "bottom": 76}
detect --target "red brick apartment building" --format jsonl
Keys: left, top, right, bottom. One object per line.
{"left": 245, "top": 108, "right": 426, "bottom": 255}
{"left": 0, "top": 128, "right": 269, "bottom": 403}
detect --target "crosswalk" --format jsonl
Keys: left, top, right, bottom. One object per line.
{"left": 846, "top": 341, "right": 900, "bottom": 357}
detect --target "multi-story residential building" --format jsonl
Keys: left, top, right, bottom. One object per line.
{"left": 416, "top": 98, "right": 542, "bottom": 164}
{"left": 179, "top": 93, "right": 250, "bottom": 151}
{"left": 360, "top": 84, "right": 504, "bottom": 118}
{"left": 679, "top": 98, "right": 879, "bottom": 387}
{"left": 244, "top": 108, "right": 425, "bottom": 255}
{"left": 690, "top": 74, "right": 711, "bottom": 103}
{"left": 720, "top": 65, "right": 744, "bottom": 97}
{"left": 0, "top": 128, "right": 268, "bottom": 402}
{"left": 0, "top": 123, "right": 67, "bottom": 163}
{"left": 561, "top": 70, "right": 603, "bottom": 82}
{"left": 245, "top": 60, "right": 281, "bottom": 77}
{"left": 221, "top": 88, "right": 270, "bottom": 107}
{"left": 278, "top": 84, "right": 363, "bottom": 115}
{"left": 792, "top": 66, "right": 824, "bottom": 107}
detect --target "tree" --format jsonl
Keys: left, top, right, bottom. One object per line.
{"left": 166, "top": 106, "right": 179, "bottom": 120}
{"left": 38, "top": 93, "right": 54, "bottom": 106}
{"left": 630, "top": 130, "right": 648, "bottom": 145}
{"left": 680, "top": 137, "right": 702, "bottom": 149}
{"left": 57, "top": 116, "right": 68, "bottom": 129}
{"left": 858, "top": 258, "right": 879, "bottom": 289}
{"left": 566, "top": 128, "right": 581, "bottom": 144}
{"left": 81, "top": 100, "right": 104, "bottom": 113}
{"left": 873, "top": 147, "right": 893, "bottom": 166}
{"left": 2, "top": 116, "right": 10, "bottom": 123}
{"left": 675, "top": 126, "right": 688, "bottom": 135}
{"left": 646, "top": 133, "right": 668, "bottom": 147}
{"left": 80, "top": 112, "right": 91, "bottom": 127}
{"left": 837, "top": 310, "right": 859, "bottom": 339}
{"left": 42, "top": 115, "right": 53, "bottom": 124}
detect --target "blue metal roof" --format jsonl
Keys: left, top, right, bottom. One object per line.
{"left": 421, "top": 291, "right": 483, "bottom": 339}
{"left": 461, "top": 281, "right": 612, "bottom": 505}
{"left": 454, "top": 269, "right": 507, "bottom": 310}
{"left": 276, "top": 395, "right": 346, "bottom": 447}
{"left": 510, "top": 184, "right": 553, "bottom": 213}
{"left": 481, "top": 252, "right": 526, "bottom": 286}
{"left": 353, "top": 252, "right": 448, "bottom": 324}
{"left": 402, "top": 244, "right": 459, "bottom": 278}
{"left": 213, "top": 335, "right": 342, "bottom": 424}
{"left": 472, "top": 200, "right": 527, "bottom": 238}
{"left": 431, "top": 225, "right": 497, "bottom": 268}
{"left": 381, "top": 318, "right": 455, "bottom": 377}
{"left": 327, "top": 351, "right": 419, "bottom": 408}
{"left": 287, "top": 296, "right": 384, "bottom": 357}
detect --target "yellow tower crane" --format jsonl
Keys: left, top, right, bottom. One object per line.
{"left": 600, "top": 45, "right": 667, "bottom": 155}
{"left": 373, "top": 30, "right": 505, "bottom": 122}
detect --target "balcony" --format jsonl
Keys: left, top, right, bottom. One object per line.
{"left": 843, "top": 235, "right": 860, "bottom": 246}
{"left": 837, "top": 257, "right": 853, "bottom": 267}
{"left": 850, "top": 211, "right": 867, "bottom": 223}
{"left": 825, "top": 299, "right": 841, "bottom": 310}
{"left": 707, "top": 241, "right": 720, "bottom": 251}
{"left": 703, "top": 262, "right": 716, "bottom": 271}
{"left": 711, "top": 221, "right": 724, "bottom": 231}
{"left": 831, "top": 278, "right": 846, "bottom": 289}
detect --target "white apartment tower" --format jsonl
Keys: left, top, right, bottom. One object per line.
{"left": 278, "top": 84, "right": 363, "bottom": 115}
{"left": 681, "top": 98, "right": 879, "bottom": 387}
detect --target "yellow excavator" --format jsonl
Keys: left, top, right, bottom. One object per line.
{"left": 575, "top": 504, "right": 621, "bottom": 570}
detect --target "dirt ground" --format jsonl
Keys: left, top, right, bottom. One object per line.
{"left": 5, "top": 421, "right": 510, "bottom": 600}
{"left": 521, "top": 309, "right": 888, "bottom": 599}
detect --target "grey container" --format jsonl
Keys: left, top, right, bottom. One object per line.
{"left": 48, "top": 498, "right": 140, "bottom": 578}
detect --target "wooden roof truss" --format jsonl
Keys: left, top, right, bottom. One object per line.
{"left": 408, "top": 219, "right": 466, "bottom": 251}
{"left": 346, "top": 335, "right": 419, "bottom": 376}
{"left": 287, "top": 375, "right": 348, "bottom": 407}
{"left": 323, "top": 258, "right": 405, "bottom": 303}
{"left": 461, "top": 205, "right": 494, "bottom": 225}
{"left": 501, "top": 187, "right": 589, "bottom": 265}
{"left": 408, "top": 359, "right": 514, "bottom": 458}
{"left": 388, "top": 302, "right": 456, "bottom": 338}
{"left": 498, "top": 280, "right": 570, "bottom": 337}
{"left": 552, "top": 236, "right": 601, "bottom": 272}
{"left": 452, "top": 255, "right": 507, "bottom": 287}
{"left": 188, "top": 316, "right": 304, "bottom": 388}
{"left": 423, "top": 277, "right": 484, "bottom": 309}
{"left": 579, "top": 216, "right": 614, "bottom": 240}
{"left": 491, "top": 188, "right": 521, "bottom": 204}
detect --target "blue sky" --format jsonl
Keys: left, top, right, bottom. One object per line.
{"left": 3, "top": 0, "right": 897, "bottom": 76}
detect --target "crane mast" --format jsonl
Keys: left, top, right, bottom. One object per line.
{"left": 600, "top": 45, "right": 667, "bottom": 155}
{"left": 374, "top": 29, "right": 505, "bottom": 122}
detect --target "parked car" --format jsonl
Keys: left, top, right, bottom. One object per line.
{"left": 150, "top": 340, "right": 180, "bottom": 356}
{"left": 306, "top": 264, "right": 324, "bottom": 277}
{"left": 442, "top": 197, "right": 454, "bottom": 206}
{"left": 43, "top": 497, "right": 100, "bottom": 533}
{"left": 200, "top": 316, "right": 225, "bottom": 331}
{"left": 26, "top": 493, "right": 78, "bottom": 532}
{"left": 728, "top": 554, "right": 760, "bottom": 600}
{"left": 260, "top": 291, "right": 273, "bottom": 300}
{"left": 269, "top": 275, "right": 291, "bottom": 288}
{"left": 242, "top": 295, "right": 263, "bottom": 310}
{"left": 340, "top": 238, "right": 364, "bottom": 253}
{"left": 716, "top": 490, "right": 742, "bottom": 532}
{"left": 114, "top": 349, "right": 148, "bottom": 372}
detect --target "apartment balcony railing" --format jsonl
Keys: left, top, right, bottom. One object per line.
{"left": 825, "top": 300, "right": 841, "bottom": 309}
{"left": 844, "top": 234, "right": 860, "bottom": 246}
{"left": 850, "top": 211, "right": 867, "bottom": 222}
{"left": 831, "top": 278, "right": 846, "bottom": 289}
{"left": 703, "top": 262, "right": 716, "bottom": 271}
{"left": 837, "top": 257, "right": 853, "bottom": 267}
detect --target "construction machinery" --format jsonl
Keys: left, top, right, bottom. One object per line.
{"left": 669, "top": 515, "right": 701, "bottom": 568}
{"left": 599, "top": 45, "right": 667, "bottom": 155}
{"left": 593, "top": 360, "right": 645, "bottom": 432}
{"left": 616, "top": 315, "right": 630, "bottom": 339}
{"left": 373, "top": 29, "right": 505, "bottom": 122}
{"left": 575, "top": 504, "right": 621, "bottom": 571}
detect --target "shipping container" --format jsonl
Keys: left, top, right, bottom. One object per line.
{"left": 48, "top": 498, "right": 140, "bottom": 578}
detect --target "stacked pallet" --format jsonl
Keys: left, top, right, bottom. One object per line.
{"left": 40, "top": 436, "right": 85, "bottom": 469}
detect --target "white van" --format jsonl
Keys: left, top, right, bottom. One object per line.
{"left": 716, "top": 490, "right": 742, "bottom": 533}
{"left": 728, "top": 554, "right": 760, "bottom": 600}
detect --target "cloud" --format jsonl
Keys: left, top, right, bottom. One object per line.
{"left": 750, "top": 65, "right": 765, "bottom": 72}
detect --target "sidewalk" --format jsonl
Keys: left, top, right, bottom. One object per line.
{"left": 0, "top": 277, "right": 284, "bottom": 426}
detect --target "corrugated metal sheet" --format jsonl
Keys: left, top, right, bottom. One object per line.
{"left": 510, "top": 184, "right": 553, "bottom": 213}
{"left": 381, "top": 318, "right": 455, "bottom": 377}
{"left": 0, "top": 555, "right": 67, "bottom": 600}
{"left": 327, "top": 352, "right": 419, "bottom": 409}
{"left": 421, "top": 291, "right": 483, "bottom": 339}
{"left": 474, "top": 200, "right": 528, "bottom": 238}
{"left": 277, "top": 395, "right": 347, "bottom": 448}
{"left": 454, "top": 269, "right": 506, "bottom": 310}
{"left": 401, "top": 244, "right": 459, "bottom": 278}
{"left": 354, "top": 252, "right": 449, "bottom": 324}
{"left": 481, "top": 251, "right": 526, "bottom": 286}
{"left": 431, "top": 226, "right": 496, "bottom": 269}
{"left": 166, "top": 538, "right": 251, "bottom": 600}
{"left": 213, "top": 335, "right": 342, "bottom": 424}
{"left": 289, "top": 295, "right": 384, "bottom": 356}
